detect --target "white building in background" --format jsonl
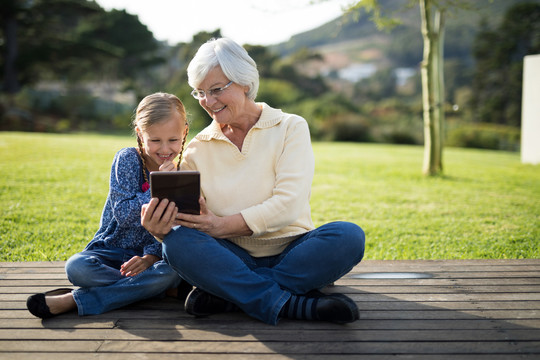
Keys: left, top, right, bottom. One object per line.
{"left": 337, "top": 63, "right": 377, "bottom": 82}
{"left": 521, "top": 54, "right": 540, "bottom": 165}
{"left": 333, "top": 63, "right": 417, "bottom": 86}
{"left": 394, "top": 67, "right": 416, "bottom": 87}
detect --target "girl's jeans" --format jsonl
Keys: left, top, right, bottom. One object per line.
{"left": 162, "top": 221, "right": 365, "bottom": 325}
{"left": 65, "top": 242, "right": 182, "bottom": 316}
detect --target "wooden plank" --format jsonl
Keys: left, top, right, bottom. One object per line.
{"left": 2, "top": 317, "right": 540, "bottom": 331}
{"left": 1, "top": 354, "right": 539, "bottom": 360}
{"left": 354, "top": 259, "right": 540, "bottom": 268}
{"left": 341, "top": 278, "right": 540, "bottom": 286}
{"left": 97, "top": 340, "right": 540, "bottom": 354}
{"left": 349, "top": 293, "right": 540, "bottom": 301}
{"left": 3, "top": 305, "right": 540, "bottom": 321}
{"left": 0, "top": 260, "right": 539, "bottom": 359}
{"left": 3, "top": 300, "right": 540, "bottom": 318}
{"left": 4, "top": 300, "right": 540, "bottom": 312}
{"left": 1, "top": 258, "right": 538, "bottom": 269}
{"left": 0, "top": 318, "right": 117, "bottom": 329}
{"left": 1, "top": 258, "right": 539, "bottom": 270}
{"left": 2, "top": 328, "right": 540, "bottom": 342}
{"left": 2, "top": 309, "right": 539, "bottom": 323}
{"left": 357, "top": 309, "right": 540, "bottom": 320}
{"left": 0, "top": 340, "right": 103, "bottom": 352}
{"left": 3, "top": 277, "right": 540, "bottom": 287}
{"left": 0, "top": 280, "right": 75, "bottom": 286}
{"left": 342, "top": 285, "right": 540, "bottom": 293}
{"left": 114, "top": 317, "right": 540, "bottom": 331}
{"left": 3, "top": 285, "right": 540, "bottom": 297}
{"left": 0, "top": 274, "right": 72, "bottom": 280}
{"left": 5, "top": 270, "right": 540, "bottom": 281}
{"left": 5, "top": 339, "right": 535, "bottom": 355}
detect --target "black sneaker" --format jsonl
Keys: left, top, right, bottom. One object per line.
{"left": 314, "top": 294, "right": 359, "bottom": 323}
{"left": 184, "top": 288, "right": 238, "bottom": 317}
{"left": 176, "top": 280, "right": 193, "bottom": 302}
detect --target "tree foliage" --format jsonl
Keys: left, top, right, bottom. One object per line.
{"left": 345, "top": 0, "right": 454, "bottom": 175}
{"left": 0, "top": 0, "right": 532, "bottom": 153}
{"left": 471, "top": 2, "right": 540, "bottom": 126}
{"left": 0, "top": 0, "right": 161, "bottom": 93}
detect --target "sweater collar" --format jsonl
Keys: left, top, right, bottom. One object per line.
{"left": 194, "top": 103, "right": 283, "bottom": 142}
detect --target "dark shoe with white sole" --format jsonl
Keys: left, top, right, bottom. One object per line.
{"left": 184, "top": 288, "right": 239, "bottom": 317}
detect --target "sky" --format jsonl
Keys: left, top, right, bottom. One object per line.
{"left": 94, "top": 0, "right": 355, "bottom": 46}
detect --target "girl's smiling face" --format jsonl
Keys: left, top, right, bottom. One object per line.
{"left": 137, "top": 111, "right": 186, "bottom": 171}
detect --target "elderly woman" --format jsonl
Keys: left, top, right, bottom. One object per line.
{"left": 142, "top": 38, "right": 365, "bottom": 325}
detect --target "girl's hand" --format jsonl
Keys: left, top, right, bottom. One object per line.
{"left": 120, "top": 254, "right": 159, "bottom": 277}
{"left": 141, "top": 197, "right": 178, "bottom": 240}
{"left": 159, "top": 160, "right": 176, "bottom": 172}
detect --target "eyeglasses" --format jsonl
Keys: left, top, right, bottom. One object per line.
{"left": 191, "top": 81, "right": 233, "bottom": 100}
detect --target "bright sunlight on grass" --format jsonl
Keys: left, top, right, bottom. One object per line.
{"left": 1, "top": 132, "right": 539, "bottom": 261}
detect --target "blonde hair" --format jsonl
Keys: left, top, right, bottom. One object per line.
{"left": 132, "top": 92, "right": 189, "bottom": 183}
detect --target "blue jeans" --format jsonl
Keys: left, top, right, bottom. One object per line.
{"left": 162, "top": 221, "right": 365, "bottom": 325}
{"left": 65, "top": 243, "right": 182, "bottom": 316}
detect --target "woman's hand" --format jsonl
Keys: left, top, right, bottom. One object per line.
{"left": 175, "top": 197, "right": 252, "bottom": 238}
{"left": 120, "top": 254, "right": 160, "bottom": 277}
{"left": 174, "top": 196, "right": 221, "bottom": 237}
{"left": 141, "top": 197, "right": 178, "bottom": 240}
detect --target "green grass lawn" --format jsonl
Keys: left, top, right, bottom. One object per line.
{"left": 1, "top": 131, "right": 538, "bottom": 261}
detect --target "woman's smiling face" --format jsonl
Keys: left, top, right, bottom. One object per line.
{"left": 196, "top": 66, "right": 248, "bottom": 125}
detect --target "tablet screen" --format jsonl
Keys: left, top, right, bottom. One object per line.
{"left": 150, "top": 171, "right": 200, "bottom": 215}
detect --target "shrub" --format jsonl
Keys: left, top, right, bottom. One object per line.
{"left": 380, "top": 128, "right": 419, "bottom": 144}
{"left": 257, "top": 79, "right": 302, "bottom": 107}
{"left": 322, "top": 113, "right": 372, "bottom": 142}
{"left": 446, "top": 122, "right": 520, "bottom": 151}
{"left": 285, "top": 94, "right": 361, "bottom": 140}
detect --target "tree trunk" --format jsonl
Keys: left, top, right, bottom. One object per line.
{"left": 434, "top": 9, "right": 445, "bottom": 173}
{"left": 420, "top": 0, "right": 444, "bottom": 176}
{"left": 2, "top": 15, "right": 20, "bottom": 93}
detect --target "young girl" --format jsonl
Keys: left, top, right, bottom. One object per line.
{"left": 27, "top": 92, "right": 192, "bottom": 318}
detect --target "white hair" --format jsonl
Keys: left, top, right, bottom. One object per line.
{"left": 187, "top": 38, "right": 259, "bottom": 101}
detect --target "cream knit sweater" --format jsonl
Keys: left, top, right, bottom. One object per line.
{"left": 181, "top": 103, "right": 315, "bottom": 257}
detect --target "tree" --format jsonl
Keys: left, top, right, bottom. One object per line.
{"left": 419, "top": 0, "right": 445, "bottom": 175}
{"left": 80, "top": 9, "right": 163, "bottom": 79}
{"left": 0, "top": 0, "right": 162, "bottom": 93}
{"left": 1, "top": 0, "right": 109, "bottom": 91}
{"left": 344, "top": 0, "right": 474, "bottom": 176}
{"left": 1, "top": 0, "right": 22, "bottom": 93}
{"left": 165, "top": 30, "right": 224, "bottom": 129}
{"left": 471, "top": 3, "right": 540, "bottom": 127}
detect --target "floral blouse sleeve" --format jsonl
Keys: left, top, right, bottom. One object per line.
{"left": 108, "top": 148, "right": 160, "bottom": 257}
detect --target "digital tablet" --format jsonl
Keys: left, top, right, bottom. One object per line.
{"left": 150, "top": 171, "right": 200, "bottom": 215}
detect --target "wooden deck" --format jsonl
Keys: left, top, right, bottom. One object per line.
{"left": 1, "top": 259, "right": 539, "bottom": 359}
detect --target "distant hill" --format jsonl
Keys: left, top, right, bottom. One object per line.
{"left": 271, "top": 0, "right": 540, "bottom": 69}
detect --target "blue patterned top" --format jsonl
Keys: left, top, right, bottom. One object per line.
{"left": 85, "top": 147, "right": 161, "bottom": 257}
